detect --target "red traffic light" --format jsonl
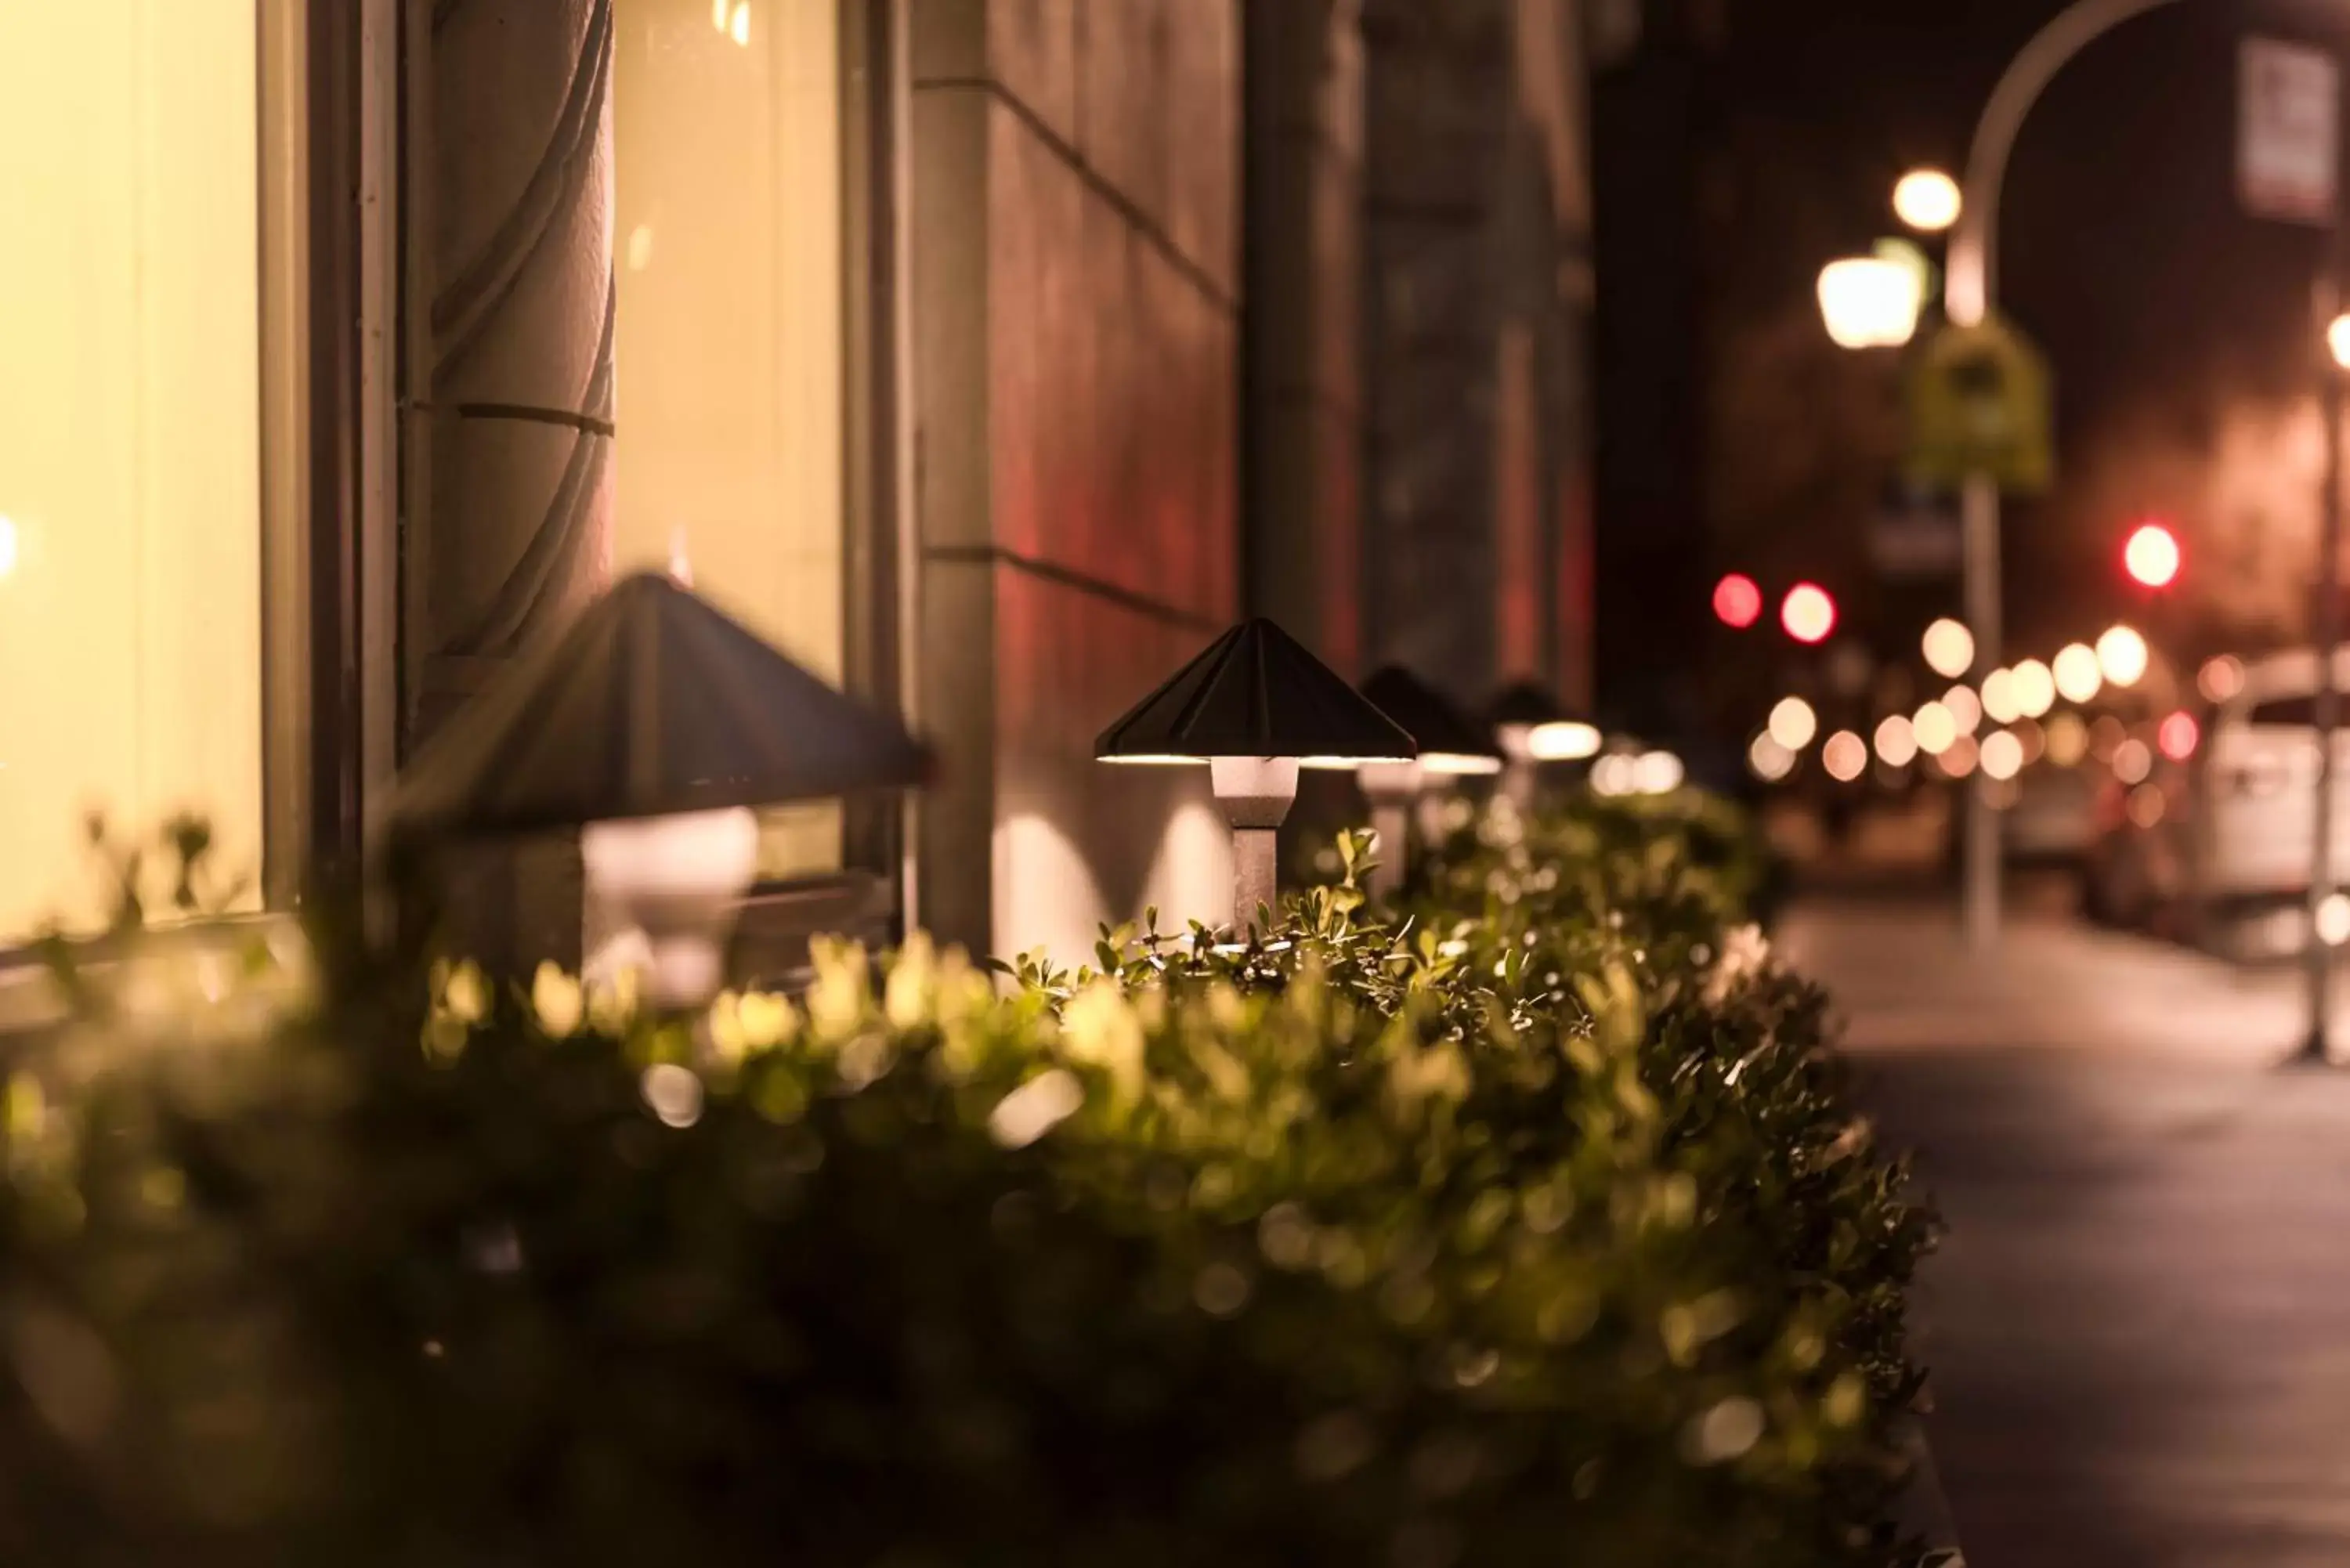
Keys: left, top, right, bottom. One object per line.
{"left": 2158, "top": 709, "right": 2199, "bottom": 761}
{"left": 1712, "top": 573, "right": 1763, "bottom": 629}
{"left": 1781, "top": 583, "right": 1838, "bottom": 644}
{"left": 2124, "top": 522, "right": 2180, "bottom": 588}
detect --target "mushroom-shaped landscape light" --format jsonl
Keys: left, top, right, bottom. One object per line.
{"left": 384, "top": 570, "right": 929, "bottom": 1008}
{"left": 1356, "top": 666, "right": 1503, "bottom": 894}
{"left": 1489, "top": 681, "right": 1601, "bottom": 807}
{"left": 1097, "top": 619, "right": 1415, "bottom": 932}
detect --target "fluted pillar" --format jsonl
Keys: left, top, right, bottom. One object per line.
{"left": 404, "top": 0, "right": 616, "bottom": 969}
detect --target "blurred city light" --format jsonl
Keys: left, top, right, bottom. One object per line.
{"left": 2122, "top": 522, "right": 2180, "bottom": 588}
{"left": 1937, "top": 734, "right": 1980, "bottom": 778}
{"left": 2158, "top": 710, "right": 2200, "bottom": 761}
{"left": 1817, "top": 256, "right": 1922, "bottom": 349}
{"left": 2045, "top": 711, "right": 2088, "bottom": 766}
{"left": 1632, "top": 750, "right": 1686, "bottom": 794}
{"left": 1979, "top": 728, "right": 2023, "bottom": 782}
{"left": 2013, "top": 716, "right": 2047, "bottom": 765}
{"left": 1874, "top": 714, "right": 1919, "bottom": 767}
{"left": 2113, "top": 736, "right": 2153, "bottom": 786}
{"left": 1823, "top": 730, "right": 1867, "bottom": 782}
{"left": 1893, "top": 168, "right": 1962, "bottom": 233}
{"left": 2127, "top": 784, "right": 2166, "bottom": 829}
{"left": 1913, "top": 700, "right": 1958, "bottom": 755}
{"left": 2198, "top": 655, "right": 2245, "bottom": 704}
{"left": 2318, "top": 891, "right": 2350, "bottom": 947}
{"left": 2330, "top": 313, "right": 2350, "bottom": 372}
{"left": 2052, "top": 643, "right": 2102, "bottom": 704}
{"left": 2089, "top": 714, "right": 2127, "bottom": 763}
{"left": 1712, "top": 573, "right": 1764, "bottom": 629}
{"left": 1748, "top": 732, "right": 1797, "bottom": 782}
{"left": 1980, "top": 667, "right": 2019, "bottom": 724}
{"left": 1922, "top": 618, "right": 1975, "bottom": 678}
{"left": 1943, "top": 684, "right": 1983, "bottom": 736}
{"left": 1527, "top": 720, "right": 1603, "bottom": 761}
{"left": 1780, "top": 583, "right": 1838, "bottom": 643}
{"left": 1768, "top": 695, "right": 1819, "bottom": 750}
{"left": 2096, "top": 624, "right": 2149, "bottom": 688}
{"left": 2010, "top": 658, "right": 2056, "bottom": 718}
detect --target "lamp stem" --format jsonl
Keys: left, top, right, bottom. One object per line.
{"left": 1233, "top": 827, "right": 1279, "bottom": 932}
{"left": 1367, "top": 798, "right": 1411, "bottom": 899}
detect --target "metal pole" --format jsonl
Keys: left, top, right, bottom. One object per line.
{"left": 2303, "top": 256, "right": 2344, "bottom": 1063}
{"left": 1961, "top": 471, "right": 2002, "bottom": 949}
{"left": 1940, "top": 0, "right": 2182, "bottom": 948}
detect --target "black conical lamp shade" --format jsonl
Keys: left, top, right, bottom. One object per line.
{"left": 1489, "top": 679, "right": 1568, "bottom": 729}
{"left": 1096, "top": 619, "right": 1415, "bottom": 762}
{"left": 386, "top": 572, "right": 930, "bottom": 840}
{"left": 1361, "top": 667, "right": 1498, "bottom": 763}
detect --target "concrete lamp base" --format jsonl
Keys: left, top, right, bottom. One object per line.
{"left": 1210, "top": 757, "right": 1300, "bottom": 934}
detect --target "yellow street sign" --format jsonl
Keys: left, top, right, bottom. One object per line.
{"left": 1904, "top": 314, "right": 2054, "bottom": 497}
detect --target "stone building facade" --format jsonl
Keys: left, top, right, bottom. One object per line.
{"left": 0, "top": 0, "right": 1597, "bottom": 989}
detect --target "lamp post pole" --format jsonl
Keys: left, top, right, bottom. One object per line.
{"left": 2302, "top": 253, "right": 2345, "bottom": 1063}
{"left": 1941, "top": 0, "right": 2185, "bottom": 949}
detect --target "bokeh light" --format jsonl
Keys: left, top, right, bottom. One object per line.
{"left": 2318, "top": 892, "right": 2350, "bottom": 947}
{"left": 2198, "top": 655, "right": 2245, "bottom": 704}
{"left": 1713, "top": 573, "right": 1763, "bottom": 629}
{"left": 1936, "top": 734, "right": 1979, "bottom": 778}
{"left": 2013, "top": 717, "right": 2047, "bottom": 766}
{"left": 1943, "top": 685, "right": 1982, "bottom": 736}
{"left": 1748, "top": 732, "right": 1796, "bottom": 782}
{"left": 2052, "top": 643, "right": 2102, "bottom": 704}
{"left": 1633, "top": 750, "right": 1686, "bottom": 794}
{"left": 1874, "top": 714, "right": 1918, "bottom": 768}
{"left": 2090, "top": 714, "right": 2127, "bottom": 762}
{"left": 1913, "top": 701, "right": 1958, "bottom": 756}
{"left": 2096, "top": 625, "right": 2149, "bottom": 688}
{"left": 1979, "top": 667, "right": 2019, "bottom": 724}
{"left": 1781, "top": 583, "right": 1838, "bottom": 644}
{"left": 2010, "top": 659, "right": 2055, "bottom": 718}
{"left": 1979, "top": 728, "right": 2023, "bottom": 782}
{"left": 1823, "top": 730, "right": 1867, "bottom": 782}
{"left": 2127, "top": 784, "right": 2167, "bottom": 829}
{"left": 2122, "top": 522, "right": 2180, "bottom": 588}
{"left": 2113, "top": 736, "right": 2153, "bottom": 786}
{"left": 1922, "top": 618, "right": 1976, "bottom": 679}
{"left": 2159, "top": 710, "right": 2200, "bottom": 761}
{"left": 2045, "top": 711, "right": 2088, "bottom": 766}
{"left": 1768, "top": 695, "right": 1820, "bottom": 750}
{"left": 1893, "top": 168, "right": 1962, "bottom": 233}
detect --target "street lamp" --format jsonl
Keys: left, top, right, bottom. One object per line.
{"left": 1096, "top": 619, "right": 1416, "bottom": 933}
{"left": 1817, "top": 256, "right": 1923, "bottom": 350}
{"left": 1356, "top": 667, "right": 1503, "bottom": 897}
{"left": 1893, "top": 167, "right": 1963, "bottom": 233}
{"left": 384, "top": 570, "right": 931, "bottom": 1007}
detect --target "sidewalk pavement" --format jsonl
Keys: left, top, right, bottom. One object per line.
{"left": 1782, "top": 895, "right": 2350, "bottom": 1568}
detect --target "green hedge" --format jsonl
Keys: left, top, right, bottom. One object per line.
{"left": 0, "top": 798, "right": 1929, "bottom": 1566}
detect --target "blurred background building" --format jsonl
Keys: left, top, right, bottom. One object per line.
{"left": 0, "top": 0, "right": 1597, "bottom": 972}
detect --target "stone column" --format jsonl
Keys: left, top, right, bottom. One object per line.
{"left": 405, "top": 0, "right": 616, "bottom": 970}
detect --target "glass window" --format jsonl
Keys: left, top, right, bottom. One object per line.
{"left": 0, "top": 2, "right": 264, "bottom": 938}
{"left": 613, "top": 0, "right": 848, "bottom": 882}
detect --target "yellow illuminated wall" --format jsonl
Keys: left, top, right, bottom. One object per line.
{"left": 0, "top": 2, "right": 264, "bottom": 938}
{"left": 614, "top": 0, "right": 847, "bottom": 879}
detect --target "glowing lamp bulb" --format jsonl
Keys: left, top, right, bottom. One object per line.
{"left": 581, "top": 806, "right": 761, "bottom": 1008}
